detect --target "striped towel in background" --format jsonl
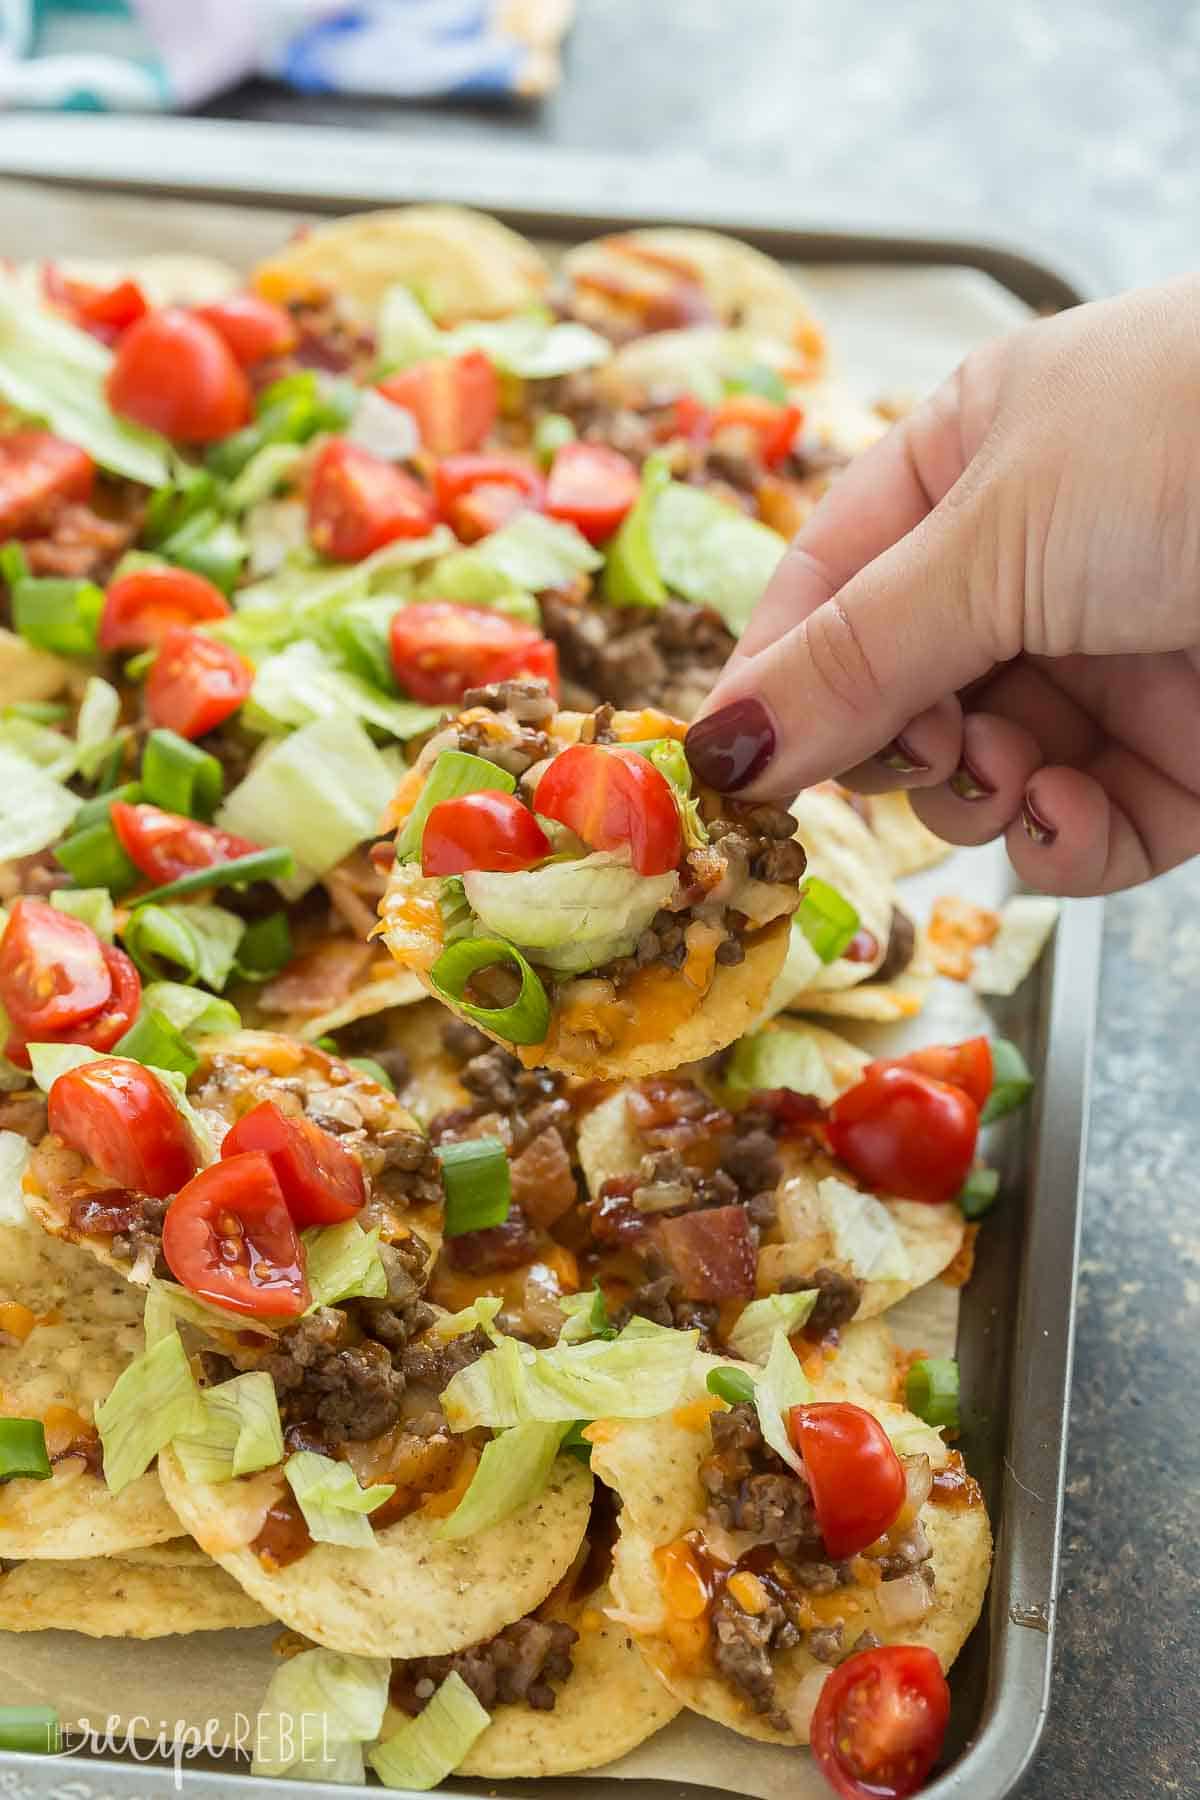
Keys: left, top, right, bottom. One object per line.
{"left": 0, "top": 0, "right": 574, "bottom": 109}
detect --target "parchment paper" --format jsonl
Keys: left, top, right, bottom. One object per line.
{"left": 0, "top": 179, "right": 1030, "bottom": 1797}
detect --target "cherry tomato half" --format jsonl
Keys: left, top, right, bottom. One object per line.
{"left": 421, "top": 790, "right": 551, "bottom": 877}
{"left": 710, "top": 395, "right": 803, "bottom": 467}
{"left": 43, "top": 266, "right": 147, "bottom": 344}
{"left": 809, "top": 1644, "right": 950, "bottom": 1800}
{"left": 106, "top": 308, "right": 251, "bottom": 444}
{"left": 545, "top": 441, "right": 639, "bottom": 544}
{"left": 194, "top": 295, "right": 298, "bottom": 368}
{"left": 827, "top": 1066, "right": 979, "bottom": 1205}
{"left": 0, "top": 431, "right": 94, "bottom": 539}
{"left": 220, "top": 1100, "right": 366, "bottom": 1228}
{"left": 377, "top": 351, "right": 499, "bottom": 456}
{"left": 110, "top": 801, "right": 260, "bottom": 888}
{"left": 144, "top": 626, "right": 254, "bottom": 740}
{"left": 307, "top": 437, "right": 437, "bottom": 563}
{"left": 10, "top": 942, "right": 143, "bottom": 1066}
{"left": 0, "top": 898, "right": 112, "bottom": 1037}
{"left": 47, "top": 1056, "right": 199, "bottom": 1198}
{"left": 433, "top": 453, "right": 545, "bottom": 542}
{"left": 869, "top": 1037, "right": 993, "bottom": 1114}
{"left": 162, "top": 1151, "right": 310, "bottom": 1317}
{"left": 99, "top": 567, "right": 231, "bottom": 652}
{"left": 389, "top": 602, "right": 558, "bottom": 706}
{"left": 788, "top": 1401, "right": 906, "bottom": 1560}
{"left": 535, "top": 743, "right": 682, "bottom": 877}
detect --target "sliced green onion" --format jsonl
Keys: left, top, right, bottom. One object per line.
{"left": 725, "top": 362, "right": 789, "bottom": 403}
{"left": 905, "top": 1357, "right": 960, "bottom": 1430}
{"left": 143, "top": 467, "right": 220, "bottom": 547}
{"left": 0, "top": 1706, "right": 59, "bottom": 1754}
{"left": 960, "top": 1166, "right": 1000, "bottom": 1220}
{"left": 73, "top": 781, "right": 141, "bottom": 831}
{"left": 50, "top": 886, "right": 115, "bottom": 940}
{"left": 314, "top": 1035, "right": 339, "bottom": 1054}
{"left": 533, "top": 411, "right": 576, "bottom": 467}
{"left": 439, "top": 1135, "right": 512, "bottom": 1237}
{"left": 11, "top": 576, "right": 104, "bottom": 656}
{"left": 234, "top": 909, "right": 293, "bottom": 981}
{"left": 93, "top": 739, "right": 128, "bottom": 793}
{"left": 0, "top": 540, "right": 29, "bottom": 586}
{"left": 0, "top": 1418, "right": 52, "bottom": 1484}
{"left": 159, "top": 508, "right": 246, "bottom": 594}
{"left": 124, "top": 646, "right": 157, "bottom": 682}
{"left": 706, "top": 1366, "right": 756, "bottom": 1407}
{"left": 980, "top": 1039, "right": 1035, "bottom": 1124}
{"left": 437, "top": 875, "right": 474, "bottom": 945}
{"left": 4, "top": 699, "right": 68, "bottom": 724}
{"left": 54, "top": 819, "right": 138, "bottom": 894}
{"left": 395, "top": 750, "right": 517, "bottom": 863}
{"left": 133, "top": 845, "right": 294, "bottom": 907}
{"left": 429, "top": 937, "right": 549, "bottom": 1047}
{"left": 114, "top": 1008, "right": 201, "bottom": 1077}
{"left": 369, "top": 1671, "right": 490, "bottom": 1791}
{"left": 226, "top": 440, "right": 305, "bottom": 513}
{"left": 141, "top": 729, "right": 223, "bottom": 820}
{"left": 794, "top": 876, "right": 860, "bottom": 964}
{"left": 345, "top": 1056, "right": 395, "bottom": 1092}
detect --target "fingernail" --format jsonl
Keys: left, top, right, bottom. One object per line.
{"left": 949, "top": 756, "right": 995, "bottom": 802}
{"left": 685, "top": 696, "right": 776, "bottom": 792}
{"left": 1020, "top": 790, "right": 1057, "bottom": 846}
{"left": 876, "top": 735, "right": 929, "bottom": 775}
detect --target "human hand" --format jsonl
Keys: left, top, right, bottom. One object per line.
{"left": 684, "top": 280, "right": 1200, "bottom": 895}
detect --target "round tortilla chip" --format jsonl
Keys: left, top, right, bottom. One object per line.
{"left": 158, "top": 1450, "right": 593, "bottom": 1660}
{"left": 252, "top": 205, "right": 548, "bottom": 322}
{"left": 0, "top": 1553, "right": 271, "bottom": 1637}
{"left": 116, "top": 1538, "right": 209, "bottom": 1568}
{"left": 0, "top": 1223, "right": 180, "bottom": 1558}
{"left": 788, "top": 788, "right": 894, "bottom": 994}
{"left": 592, "top": 1367, "right": 991, "bottom": 1747}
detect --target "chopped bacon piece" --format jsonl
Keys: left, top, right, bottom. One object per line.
{"left": 257, "top": 939, "right": 375, "bottom": 1017}
{"left": 656, "top": 1205, "right": 757, "bottom": 1301}
{"left": 444, "top": 1206, "right": 540, "bottom": 1274}
{"left": 509, "top": 1127, "right": 577, "bottom": 1229}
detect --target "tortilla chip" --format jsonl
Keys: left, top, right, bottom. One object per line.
{"left": 787, "top": 965, "right": 932, "bottom": 1023}
{"left": 116, "top": 1539, "right": 209, "bottom": 1568}
{"left": 808, "top": 1316, "right": 900, "bottom": 1402}
{"left": 592, "top": 1361, "right": 991, "bottom": 1746}
{"left": 0, "top": 1554, "right": 271, "bottom": 1637}
{"left": 860, "top": 791, "right": 952, "bottom": 878}
{"left": 789, "top": 789, "right": 894, "bottom": 994}
{"left": 384, "top": 998, "right": 475, "bottom": 1126}
{"left": 290, "top": 971, "right": 426, "bottom": 1043}
{"left": 0, "top": 1223, "right": 180, "bottom": 1558}
{"left": 18, "top": 253, "right": 239, "bottom": 309}
{"left": 158, "top": 1450, "right": 593, "bottom": 1661}
{"left": 252, "top": 205, "right": 548, "bottom": 322}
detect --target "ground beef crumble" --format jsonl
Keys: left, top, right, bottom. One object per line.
{"left": 391, "top": 1617, "right": 578, "bottom": 1716}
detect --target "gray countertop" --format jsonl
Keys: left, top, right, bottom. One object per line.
{"left": 206, "top": 8, "right": 1199, "bottom": 1792}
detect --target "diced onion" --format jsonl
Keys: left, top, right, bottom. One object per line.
{"left": 785, "top": 1666, "right": 830, "bottom": 1739}
{"left": 877, "top": 1570, "right": 934, "bottom": 1628}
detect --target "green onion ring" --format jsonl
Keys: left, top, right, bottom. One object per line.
{"left": 429, "top": 936, "right": 550, "bottom": 1047}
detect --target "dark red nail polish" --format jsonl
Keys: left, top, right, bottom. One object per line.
{"left": 876, "top": 736, "right": 930, "bottom": 775}
{"left": 685, "top": 697, "right": 776, "bottom": 792}
{"left": 1021, "top": 790, "right": 1057, "bottom": 846}
{"left": 949, "top": 757, "right": 995, "bottom": 802}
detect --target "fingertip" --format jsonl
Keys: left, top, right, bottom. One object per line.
{"left": 836, "top": 697, "right": 964, "bottom": 795}
{"left": 1003, "top": 766, "right": 1133, "bottom": 896}
{"left": 909, "top": 712, "right": 1043, "bottom": 846}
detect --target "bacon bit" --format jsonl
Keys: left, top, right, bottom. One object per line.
{"left": 654, "top": 1538, "right": 710, "bottom": 1621}
{"left": 672, "top": 1394, "right": 723, "bottom": 1433}
{"left": 0, "top": 1302, "right": 37, "bottom": 1342}
{"left": 928, "top": 895, "right": 1000, "bottom": 981}
{"left": 727, "top": 1570, "right": 771, "bottom": 1615}
{"left": 510, "top": 1128, "right": 577, "bottom": 1230}
{"left": 258, "top": 938, "right": 374, "bottom": 1017}
{"left": 420, "top": 1445, "right": 480, "bottom": 1520}
{"left": 657, "top": 1206, "right": 757, "bottom": 1302}
{"left": 941, "top": 1224, "right": 979, "bottom": 1289}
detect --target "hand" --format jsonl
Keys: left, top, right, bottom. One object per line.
{"left": 684, "top": 280, "right": 1200, "bottom": 896}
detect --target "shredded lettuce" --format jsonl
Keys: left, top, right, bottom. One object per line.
{"left": 0, "top": 744, "right": 82, "bottom": 859}
{"left": 723, "top": 1026, "right": 837, "bottom": 1105}
{"left": 376, "top": 284, "right": 440, "bottom": 367}
{"left": 603, "top": 450, "right": 672, "bottom": 609}
{"left": 95, "top": 1329, "right": 206, "bottom": 1493}
{"left": 347, "top": 388, "right": 420, "bottom": 461}
{"left": 140, "top": 982, "right": 240, "bottom": 1038}
{"left": 121, "top": 902, "right": 245, "bottom": 992}
{"left": 369, "top": 1671, "right": 491, "bottom": 1791}
{"left": 303, "top": 1221, "right": 389, "bottom": 1311}
{"left": 216, "top": 714, "right": 398, "bottom": 898}
{"left": 446, "top": 312, "right": 609, "bottom": 380}
{"left": 752, "top": 1330, "right": 813, "bottom": 1479}
{"left": 284, "top": 1450, "right": 396, "bottom": 1548}
{"left": 818, "top": 1176, "right": 912, "bottom": 1281}
{"left": 415, "top": 548, "right": 539, "bottom": 624}
{"left": 145, "top": 1277, "right": 278, "bottom": 1346}
{"left": 438, "top": 1420, "right": 567, "bottom": 1541}
{"left": 253, "top": 1648, "right": 391, "bottom": 1784}
{"left": 226, "top": 441, "right": 306, "bottom": 514}
{"left": 650, "top": 481, "right": 787, "bottom": 635}
{"left": 50, "top": 886, "right": 115, "bottom": 941}
{"left": 441, "top": 1322, "right": 698, "bottom": 1431}
{"left": 431, "top": 1294, "right": 503, "bottom": 1343}
{"left": 472, "top": 510, "right": 601, "bottom": 592}
{"left": 248, "top": 640, "right": 442, "bottom": 742}
{"left": 0, "top": 282, "right": 173, "bottom": 485}
{"left": 463, "top": 851, "right": 678, "bottom": 975}
{"left": 74, "top": 677, "right": 124, "bottom": 778}
{"left": 557, "top": 1284, "right": 613, "bottom": 1344}
{"left": 727, "top": 1292, "right": 818, "bottom": 1364}
{"left": 172, "top": 1372, "right": 284, "bottom": 1484}
{"left": 26, "top": 1041, "right": 102, "bottom": 1091}
{"left": 0, "top": 1129, "right": 31, "bottom": 1226}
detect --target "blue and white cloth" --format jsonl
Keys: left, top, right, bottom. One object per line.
{"left": 0, "top": 0, "right": 572, "bottom": 110}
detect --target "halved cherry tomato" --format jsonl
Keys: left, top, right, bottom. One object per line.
{"left": 869, "top": 1037, "right": 993, "bottom": 1114}
{"left": 107, "top": 308, "right": 251, "bottom": 443}
{"left": 162, "top": 1151, "right": 309, "bottom": 1317}
{"left": 827, "top": 1066, "right": 979, "bottom": 1205}
{"left": 10, "top": 942, "right": 143, "bottom": 1066}
{"left": 389, "top": 602, "right": 558, "bottom": 706}
{"left": 0, "top": 899, "right": 112, "bottom": 1038}
{"left": 535, "top": 743, "right": 682, "bottom": 877}
{"left": 193, "top": 294, "right": 298, "bottom": 368}
{"left": 144, "top": 626, "right": 254, "bottom": 740}
{"left": 47, "top": 1056, "right": 199, "bottom": 1198}
{"left": 433, "top": 453, "right": 545, "bottom": 542}
{"left": 43, "top": 266, "right": 148, "bottom": 344}
{"left": 809, "top": 1644, "right": 950, "bottom": 1800}
{"left": 421, "top": 790, "right": 551, "bottom": 877}
{"left": 221, "top": 1100, "right": 366, "bottom": 1228}
{"left": 307, "top": 438, "right": 437, "bottom": 562}
{"left": 377, "top": 351, "right": 499, "bottom": 456}
{"left": 545, "top": 442, "right": 639, "bottom": 544}
{"left": 710, "top": 395, "right": 803, "bottom": 467}
{"left": 788, "top": 1401, "right": 906, "bottom": 1560}
{"left": 110, "top": 801, "right": 260, "bottom": 888}
{"left": 0, "top": 431, "right": 94, "bottom": 539}
{"left": 99, "top": 567, "right": 231, "bottom": 652}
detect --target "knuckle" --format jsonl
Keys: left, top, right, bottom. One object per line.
{"left": 800, "top": 600, "right": 886, "bottom": 716}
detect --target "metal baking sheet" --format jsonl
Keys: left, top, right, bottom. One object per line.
{"left": 0, "top": 152, "right": 1098, "bottom": 1800}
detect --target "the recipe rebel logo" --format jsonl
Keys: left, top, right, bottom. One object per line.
{"left": 41, "top": 1712, "right": 335, "bottom": 1791}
